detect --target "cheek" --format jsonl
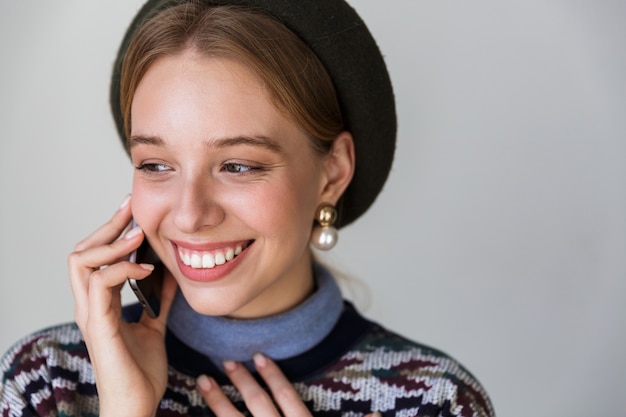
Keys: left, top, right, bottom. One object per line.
{"left": 233, "top": 175, "right": 320, "bottom": 238}
{"left": 130, "top": 179, "right": 171, "bottom": 232}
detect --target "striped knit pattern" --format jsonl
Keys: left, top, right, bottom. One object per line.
{"left": 1, "top": 322, "right": 493, "bottom": 417}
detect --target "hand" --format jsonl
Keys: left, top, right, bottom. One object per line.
{"left": 68, "top": 195, "right": 178, "bottom": 417}
{"left": 197, "top": 353, "right": 382, "bottom": 417}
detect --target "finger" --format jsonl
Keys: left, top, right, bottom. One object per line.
{"left": 73, "top": 194, "right": 133, "bottom": 252}
{"left": 158, "top": 271, "right": 178, "bottom": 318}
{"left": 223, "top": 361, "right": 280, "bottom": 417}
{"left": 68, "top": 251, "right": 91, "bottom": 322}
{"left": 78, "top": 261, "right": 153, "bottom": 333}
{"left": 140, "top": 270, "right": 178, "bottom": 331}
{"left": 69, "top": 227, "right": 145, "bottom": 321}
{"left": 88, "top": 260, "right": 155, "bottom": 320}
{"left": 71, "top": 226, "right": 145, "bottom": 272}
{"left": 253, "top": 354, "right": 311, "bottom": 416}
{"left": 196, "top": 375, "right": 245, "bottom": 417}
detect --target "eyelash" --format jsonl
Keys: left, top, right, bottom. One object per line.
{"left": 221, "top": 162, "right": 262, "bottom": 174}
{"left": 135, "top": 163, "right": 171, "bottom": 174}
{"left": 135, "top": 162, "right": 264, "bottom": 176}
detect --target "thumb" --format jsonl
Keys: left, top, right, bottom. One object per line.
{"left": 157, "top": 270, "right": 178, "bottom": 322}
{"left": 141, "top": 269, "right": 177, "bottom": 331}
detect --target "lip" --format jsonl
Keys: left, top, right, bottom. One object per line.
{"left": 170, "top": 239, "right": 254, "bottom": 282}
{"left": 170, "top": 239, "right": 251, "bottom": 252}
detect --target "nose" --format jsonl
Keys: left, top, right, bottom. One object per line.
{"left": 172, "top": 175, "right": 225, "bottom": 233}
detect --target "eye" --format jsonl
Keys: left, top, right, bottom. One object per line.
{"left": 221, "top": 163, "right": 259, "bottom": 174}
{"left": 135, "top": 163, "right": 172, "bottom": 173}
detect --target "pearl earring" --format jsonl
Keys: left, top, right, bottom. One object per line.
{"left": 310, "top": 204, "right": 338, "bottom": 251}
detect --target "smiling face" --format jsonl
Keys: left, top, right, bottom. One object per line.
{"left": 130, "top": 51, "right": 336, "bottom": 318}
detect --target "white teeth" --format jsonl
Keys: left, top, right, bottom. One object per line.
{"left": 178, "top": 243, "right": 248, "bottom": 269}
{"left": 202, "top": 253, "right": 215, "bottom": 268}
{"left": 190, "top": 254, "right": 202, "bottom": 268}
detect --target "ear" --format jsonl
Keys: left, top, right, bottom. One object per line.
{"left": 319, "top": 131, "right": 355, "bottom": 205}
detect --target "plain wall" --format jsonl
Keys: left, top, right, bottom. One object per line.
{"left": 1, "top": 1, "right": 625, "bottom": 415}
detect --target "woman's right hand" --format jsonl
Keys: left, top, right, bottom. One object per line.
{"left": 68, "top": 195, "right": 177, "bottom": 417}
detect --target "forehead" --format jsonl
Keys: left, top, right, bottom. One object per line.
{"left": 129, "top": 52, "right": 318, "bottom": 159}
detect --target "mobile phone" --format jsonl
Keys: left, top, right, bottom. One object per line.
{"left": 127, "top": 223, "right": 163, "bottom": 318}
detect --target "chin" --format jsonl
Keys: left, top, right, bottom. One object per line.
{"left": 178, "top": 286, "right": 245, "bottom": 317}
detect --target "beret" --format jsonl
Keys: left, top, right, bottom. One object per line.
{"left": 110, "top": 0, "right": 396, "bottom": 228}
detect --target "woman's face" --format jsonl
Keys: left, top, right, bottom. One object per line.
{"left": 129, "top": 52, "right": 331, "bottom": 318}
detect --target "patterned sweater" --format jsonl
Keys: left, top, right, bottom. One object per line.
{"left": 0, "top": 303, "right": 494, "bottom": 416}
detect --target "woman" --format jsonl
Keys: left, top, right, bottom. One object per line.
{"left": 0, "top": 1, "right": 494, "bottom": 416}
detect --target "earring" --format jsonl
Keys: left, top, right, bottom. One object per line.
{"left": 311, "top": 204, "right": 338, "bottom": 251}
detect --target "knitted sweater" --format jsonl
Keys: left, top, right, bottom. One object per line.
{"left": 0, "top": 302, "right": 494, "bottom": 416}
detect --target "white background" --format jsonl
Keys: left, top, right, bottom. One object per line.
{"left": 1, "top": 1, "right": 625, "bottom": 415}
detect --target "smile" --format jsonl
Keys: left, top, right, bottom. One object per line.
{"left": 177, "top": 241, "right": 251, "bottom": 269}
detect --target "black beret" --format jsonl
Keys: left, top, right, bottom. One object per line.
{"left": 110, "top": 0, "right": 396, "bottom": 228}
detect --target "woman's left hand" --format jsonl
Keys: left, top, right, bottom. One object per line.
{"left": 197, "top": 353, "right": 311, "bottom": 416}
{"left": 197, "top": 354, "right": 382, "bottom": 417}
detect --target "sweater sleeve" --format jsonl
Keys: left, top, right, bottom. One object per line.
{"left": 0, "top": 375, "right": 39, "bottom": 417}
{"left": 1, "top": 334, "right": 55, "bottom": 416}
{"left": 0, "top": 324, "right": 99, "bottom": 417}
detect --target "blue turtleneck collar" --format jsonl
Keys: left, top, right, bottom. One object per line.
{"left": 166, "top": 263, "right": 344, "bottom": 369}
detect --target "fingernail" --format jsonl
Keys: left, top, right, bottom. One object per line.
{"left": 124, "top": 226, "right": 142, "bottom": 240}
{"left": 139, "top": 263, "right": 155, "bottom": 271}
{"left": 119, "top": 194, "right": 131, "bottom": 210}
{"left": 197, "top": 375, "right": 212, "bottom": 392}
{"left": 222, "top": 360, "right": 237, "bottom": 372}
{"left": 253, "top": 353, "right": 267, "bottom": 369}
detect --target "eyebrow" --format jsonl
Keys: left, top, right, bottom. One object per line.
{"left": 129, "top": 134, "right": 285, "bottom": 154}
{"left": 129, "top": 135, "right": 164, "bottom": 148}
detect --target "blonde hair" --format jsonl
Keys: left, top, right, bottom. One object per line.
{"left": 120, "top": 3, "right": 343, "bottom": 153}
